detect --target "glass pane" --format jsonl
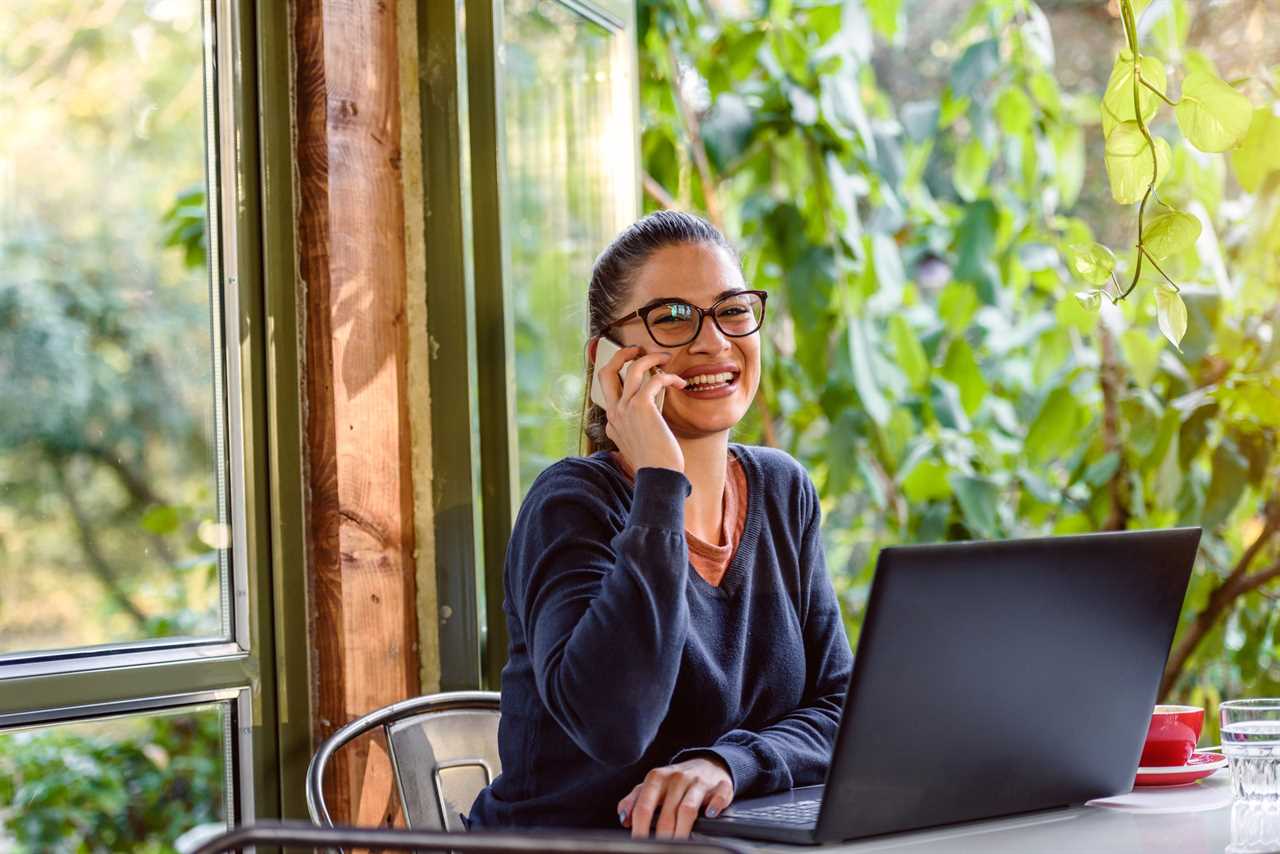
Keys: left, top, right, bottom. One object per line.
{"left": 502, "top": 0, "right": 637, "bottom": 494}
{"left": 0, "top": 1, "right": 227, "bottom": 653}
{"left": 0, "top": 703, "right": 230, "bottom": 852}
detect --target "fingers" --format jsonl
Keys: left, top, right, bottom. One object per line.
{"left": 705, "top": 779, "right": 734, "bottom": 818}
{"left": 596, "top": 344, "right": 640, "bottom": 409}
{"left": 618, "top": 351, "right": 672, "bottom": 404}
{"left": 673, "top": 783, "right": 709, "bottom": 839}
{"left": 617, "top": 785, "right": 640, "bottom": 829}
{"left": 628, "top": 775, "right": 665, "bottom": 840}
{"left": 638, "top": 370, "right": 687, "bottom": 408}
{"left": 653, "top": 773, "right": 695, "bottom": 839}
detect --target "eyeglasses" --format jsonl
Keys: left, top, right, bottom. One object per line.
{"left": 602, "top": 289, "right": 768, "bottom": 348}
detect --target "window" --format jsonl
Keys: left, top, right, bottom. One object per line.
{"left": 0, "top": 701, "right": 234, "bottom": 851}
{"left": 0, "top": 0, "right": 302, "bottom": 842}
{"left": 503, "top": 0, "right": 639, "bottom": 493}
{"left": 0, "top": 0, "right": 225, "bottom": 655}
{"left": 426, "top": 0, "right": 640, "bottom": 688}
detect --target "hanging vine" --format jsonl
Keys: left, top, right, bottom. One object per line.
{"left": 1067, "top": 0, "right": 1253, "bottom": 349}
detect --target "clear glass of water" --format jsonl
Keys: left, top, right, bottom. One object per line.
{"left": 1221, "top": 699, "right": 1280, "bottom": 802}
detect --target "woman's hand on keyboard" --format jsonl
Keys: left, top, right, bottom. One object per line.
{"left": 617, "top": 756, "right": 734, "bottom": 839}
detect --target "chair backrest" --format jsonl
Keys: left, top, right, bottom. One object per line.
{"left": 385, "top": 700, "right": 502, "bottom": 829}
{"left": 307, "top": 691, "right": 501, "bottom": 833}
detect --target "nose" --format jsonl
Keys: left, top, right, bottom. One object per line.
{"left": 688, "top": 311, "right": 730, "bottom": 354}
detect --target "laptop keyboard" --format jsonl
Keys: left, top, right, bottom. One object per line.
{"left": 729, "top": 798, "right": 821, "bottom": 825}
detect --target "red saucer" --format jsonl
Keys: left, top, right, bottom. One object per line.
{"left": 1134, "top": 751, "right": 1227, "bottom": 787}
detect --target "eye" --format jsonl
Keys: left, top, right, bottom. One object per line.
{"left": 651, "top": 303, "right": 694, "bottom": 324}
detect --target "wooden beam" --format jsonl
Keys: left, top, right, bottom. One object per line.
{"left": 295, "top": 0, "right": 421, "bottom": 825}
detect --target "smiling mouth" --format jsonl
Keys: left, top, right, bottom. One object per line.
{"left": 682, "top": 371, "right": 739, "bottom": 393}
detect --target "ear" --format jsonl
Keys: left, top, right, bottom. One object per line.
{"left": 586, "top": 336, "right": 599, "bottom": 365}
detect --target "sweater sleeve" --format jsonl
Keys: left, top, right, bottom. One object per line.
{"left": 514, "top": 464, "right": 693, "bottom": 767}
{"left": 672, "top": 474, "right": 853, "bottom": 796}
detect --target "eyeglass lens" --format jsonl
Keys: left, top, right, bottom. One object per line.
{"left": 645, "top": 292, "right": 764, "bottom": 346}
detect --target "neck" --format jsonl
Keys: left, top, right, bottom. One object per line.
{"left": 679, "top": 431, "right": 730, "bottom": 542}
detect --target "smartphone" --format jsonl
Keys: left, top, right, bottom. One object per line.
{"left": 590, "top": 337, "right": 666, "bottom": 411}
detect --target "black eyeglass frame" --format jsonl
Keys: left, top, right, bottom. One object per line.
{"left": 601, "top": 289, "right": 769, "bottom": 347}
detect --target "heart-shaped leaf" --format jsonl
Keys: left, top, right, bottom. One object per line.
{"left": 1105, "top": 121, "right": 1171, "bottom": 204}
{"left": 1174, "top": 71, "right": 1253, "bottom": 152}
{"left": 1101, "top": 51, "right": 1167, "bottom": 139}
{"left": 1142, "top": 211, "right": 1202, "bottom": 259}
{"left": 1230, "top": 108, "right": 1280, "bottom": 192}
{"left": 1066, "top": 242, "right": 1117, "bottom": 285}
{"left": 1155, "top": 286, "right": 1188, "bottom": 351}
{"left": 1075, "top": 290, "right": 1102, "bottom": 311}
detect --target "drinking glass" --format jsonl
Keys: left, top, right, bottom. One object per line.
{"left": 1221, "top": 699, "right": 1280, "bottom": 802}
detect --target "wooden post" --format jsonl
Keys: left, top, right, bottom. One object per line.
{"left": 295, "top": 0, "right": 421, "bottom": 825}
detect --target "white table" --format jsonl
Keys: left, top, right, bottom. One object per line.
{"left": 718, "top": 772, "right": 1265, "bottom": 853}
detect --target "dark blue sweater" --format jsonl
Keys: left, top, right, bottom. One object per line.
{"left": 468, "top": 444, "right": 853, "bottom": 829}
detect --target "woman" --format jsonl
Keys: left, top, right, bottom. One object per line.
{"left": 467, "top": 211, "right": 852, "bottom": 839}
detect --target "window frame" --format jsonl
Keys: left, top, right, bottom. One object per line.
{"left": 0, "top": 0, "right": 311, "bottom": 827}
{"left": 424, "top": 0, "right": 641, "bottom": 691}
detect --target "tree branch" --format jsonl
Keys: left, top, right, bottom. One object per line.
{"left": 49, "top": 455, "right": 149, "bottom": 628}
{"left": 1160, "top": 501, "right": 1280, "bottom": 700}
{"left": 82, "top": 444, "right": 178, "bottom": 566}
{"left": 643, "top": 172, "right": 677, "bottom": 209}
{"left": 1098, "top": 322, "right": 1131, "bottom": 531}
{"left": 663, "top": 41, "right": 724, "bottom": 228}
{"left": 661, "top": 41, "right": 781, "bottom": 447}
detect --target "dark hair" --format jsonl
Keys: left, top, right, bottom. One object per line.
{"left": 581, "top": 210, "right": 738, "bottom": 454}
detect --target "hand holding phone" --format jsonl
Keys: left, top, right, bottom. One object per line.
{"left": 588, "top": 337, "right": 687, "bottom": 473}
{"left": 590, "top": 336, "right": 665, "bottom": 411}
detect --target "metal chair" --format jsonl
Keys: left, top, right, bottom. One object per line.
{"left": 306, "top": 691, "right": 502, "bottom": 831}
{"left": 192, "top": 820, "right": 753, "bottom": 854}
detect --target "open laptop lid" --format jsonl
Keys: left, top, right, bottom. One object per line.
{"left": 816, "top": 527, "right": 1201, "bottom": 842}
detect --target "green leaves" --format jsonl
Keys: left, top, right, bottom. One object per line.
{"left": 1066, "top": 243, "right": 1116, "bottom": 285}
{"left": 938, "top": 282, "right": 980, "bottom": 334}
{"left": 951, "top": 39, "right": 999, "bottom": 97}
{"left": 1101, "top": 51, "right": 1167, "bottom": 138}
{"left": 1025, "top": 386, "right": 1086, "bottom": 463}
{"left": 1074, "top": 290, "right": 1102, "bottom": 311}
{"left": 954, "top": 137, "right": 991, "bottom": 201}
{"left": 1202, "top": 439, "right": 1249, "bottom": 528}
{"left": 848, "top": 316, "right": 890, "bottom": 426}
{"left": 1142, "top": 211, "right": 1201, "bottom": 259}
{"left": 889, "top": 315, "right": 929, "bottom": 390}
{"left": 901, "top": 458, "right": 951, "bottom": 502}
{"left": 866, "top": 0, "right": 903, "bottom": 41}
{"left": 941, "top": 338, "right": 988, "bottom": 417}
{"left": 1104, "top": 121, "right": 1171, "bottom": 204}
{"left": 1175, "top": 71, "right": 1253, "bottom": 153}
{"left": 1155, "top": 286, "right": 1188, "bottom": 350}
{"left": 1231, "top": 108, "right": 1280, "bottom": 192}
{"left": 995, "top": 87, "right": 1034, "bottom": 136}
{"left": 949, "top": 474, "right": 999, "bottom": 538}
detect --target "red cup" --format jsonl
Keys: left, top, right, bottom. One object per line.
{"left": 1140, "top": 704, "right": 1204, "bottom": 767}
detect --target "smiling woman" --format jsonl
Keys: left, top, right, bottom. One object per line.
{"left": 466, "top": 210, "right": 853, "bottom": 839}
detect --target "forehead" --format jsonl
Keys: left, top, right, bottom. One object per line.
{"left": 627, "top": 242, "right": 743, "bottom": 308}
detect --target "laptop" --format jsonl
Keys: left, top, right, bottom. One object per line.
{"left": 694, "top": 527, "right": 1202, "bottom": 845}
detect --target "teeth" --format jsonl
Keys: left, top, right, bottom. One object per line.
{"left": 686, "top": 371, "right": 735, "bottom": 387}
